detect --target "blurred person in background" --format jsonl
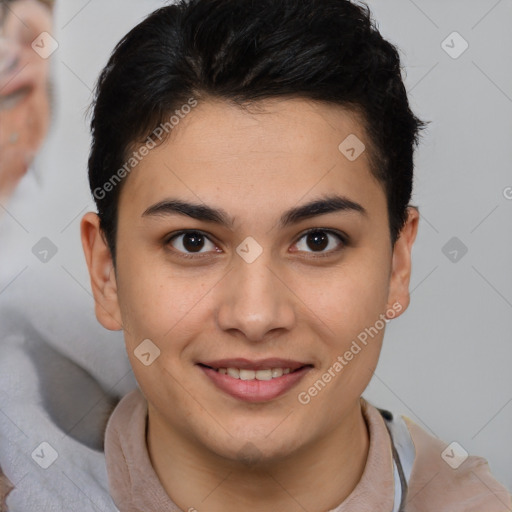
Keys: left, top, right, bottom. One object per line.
{"left": 0, "top": 0, "right": 55, "bottom": 203}
{"left": 0, "top": 1, "right": 56, "bottom": 506}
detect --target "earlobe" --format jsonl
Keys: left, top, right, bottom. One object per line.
{"left": 80, "top": 212, "right": 123, "bottom": 331}
{"left": 386, "top": 207, "right": 420, "bottom": 318}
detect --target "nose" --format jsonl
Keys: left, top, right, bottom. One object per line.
{"left": 216, "top": 250, "right": 296, "bottom": 343}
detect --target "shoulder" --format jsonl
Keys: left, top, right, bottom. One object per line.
{"left": 1, "top": 466, "right": 15, "bottom": 511}
{"left": 397, "top": 414, "right": 511, "bottom": 512}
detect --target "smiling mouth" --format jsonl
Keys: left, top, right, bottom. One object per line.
{"left": 198, "top": 363, "right": 312, "bottom": 381}
{"left": 197, "top": 361, "right": 314, "bottom": 402}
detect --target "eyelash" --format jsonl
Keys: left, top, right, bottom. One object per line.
{"left": 164, "top": 228, "right": 348, "bottom": 260}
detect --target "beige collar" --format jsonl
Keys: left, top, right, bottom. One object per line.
{"left": 104, "top": 389, "right": 397, "bottom": 512}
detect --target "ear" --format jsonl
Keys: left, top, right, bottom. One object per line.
{"left": 80, "top": 212, "right": 123, "bottom": 331}
{"left": 386, "top": 206, "right": 420, "bottom": 318}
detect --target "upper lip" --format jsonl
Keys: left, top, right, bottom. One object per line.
{"left": 198, "top": 358, "right": 312, "bottom": 371}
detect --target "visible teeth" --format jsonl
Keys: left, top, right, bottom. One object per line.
{"left": 239, "top": 369, "right": 256, "bottom": 380}
{"left": 217, "top": 367, "right": 294, "bottom": 380}
{"left": 227, "top": 367, "right": 240, "bottom": 379}
{"left": 271, "top": 368, "right": 283, "bottom": 378}
{"left": 255, "top": 369, "right": 273, "bottom": 381}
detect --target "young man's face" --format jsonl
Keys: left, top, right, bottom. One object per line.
{"left": 82, "top": 97, "right": 418, "bottom": 464}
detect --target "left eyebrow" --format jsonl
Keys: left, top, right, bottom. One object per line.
{"left": 141, "top": 194, "right": 367, "bottom": 229}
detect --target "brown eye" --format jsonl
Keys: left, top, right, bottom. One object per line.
{"left": 293, "top": 229, "right": 346, "bottom": 255}
{"left": 167, "top": 231, "right": 218, "bottom": 256}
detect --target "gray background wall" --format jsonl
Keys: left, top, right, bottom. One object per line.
{"left": 3, "top": 0, "right": 511, "bottom": 492}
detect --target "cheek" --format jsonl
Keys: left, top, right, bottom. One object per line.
{"left": 300, "top": 254, "right": 391, "bottom": 344}
{"left": 115, "top": 252, "right": 214, "bottom": 349}
{"left": 296, "top": 263, "right": 390, "bottom": 414}
{"left": 25, "top": 92, "right": 50, "bottom": 144}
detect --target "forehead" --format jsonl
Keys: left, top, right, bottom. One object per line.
{"left": 118, "top": 97, "right": 385, "bottom": 224}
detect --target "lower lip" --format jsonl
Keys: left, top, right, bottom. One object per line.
{"left": 199, "top": 365, "right": 312, "bottom": 403}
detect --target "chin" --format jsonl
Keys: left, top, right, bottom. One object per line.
{"left": 203, "top": 428, "right": 302, "bottom": 468}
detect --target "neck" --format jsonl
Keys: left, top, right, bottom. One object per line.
{"left": 147, "top": 399, "right": 370, "bottom": 512}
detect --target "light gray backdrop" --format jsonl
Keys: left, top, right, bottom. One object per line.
{"left": 2, "top": 0, "right": 511, "bottom": 493}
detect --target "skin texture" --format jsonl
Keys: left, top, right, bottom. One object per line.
{"left": 0, "top": 0, "right": 53, "bottom": 201}
{"left": 81, "top": 97, "right": 419, "bottom": 512}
